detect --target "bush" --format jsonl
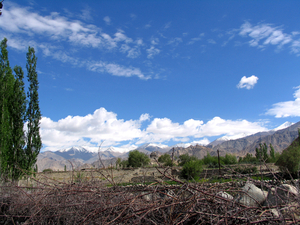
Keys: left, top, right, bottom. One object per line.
{"left": 181, "top": 159, "right": 203, "bottom": 181}
{"left": 178, "top": 154, "right": 197, "bottom": 166}
{"left": 128, "top": 150, "right": 150, "bottom": 167}
{"left": 42, "top": 169, "right": 53, "bottom": 173}
{"left": 276, "top": 144, "right": 300, "bottom": 176}
{"left": 158, "top": 153, "right": 174, "bottom": 166}
{"left": 203, "top": 152, "right": 223, "bottom": 168}
{"left": 223, "top": 154, "right": 237, "bottom": 165}
{"left": 238, "top": 153, "right": 258, "bottom": 164}
{"left": 119, "top": 160, "right": 129, "bottom": 168}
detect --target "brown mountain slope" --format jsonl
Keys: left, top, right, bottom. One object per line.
{"left": 169, "top": 144, "right": 215, "bottom": 159}
{"left": 211, "top": 121, "right": 300, "bottom": 156}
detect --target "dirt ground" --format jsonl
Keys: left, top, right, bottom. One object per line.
{"left": 17, "top": 163, "right": 280, "bottom": 187}
{"left": 17, "top": 167, "right": 176, "bottom": 187}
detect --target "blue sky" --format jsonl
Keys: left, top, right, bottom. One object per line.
{"left": 1, "top": 0, "right": 300, "bottom": 152}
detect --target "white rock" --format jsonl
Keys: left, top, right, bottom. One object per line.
{"left": 216, "top": 191, "right": 234, "bottom": 200}
{"left": 238, "top": 182, "right": 268, "bottom": 207}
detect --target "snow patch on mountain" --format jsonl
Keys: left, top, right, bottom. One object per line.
{"left": 273, "top": 121, "right": 294, "bottom": 131}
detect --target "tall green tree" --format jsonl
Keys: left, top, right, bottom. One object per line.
{"left": 8, "top": 66, "right": 27, "bottom": 179}
{"left": 0, "top": 39, "right": 42, "bottom": 180}
{"left": 269, "top": 143, "right": 275, "bottom": 162}
{"left": 0, "top": 38, "right": 15, "bottom": 178}
{"left": 25, "top": 46, "right": 42, "bottom": 171}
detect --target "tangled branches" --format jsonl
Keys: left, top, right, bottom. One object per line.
{"left": 0, "top": 167, "right": 299, "bottom": 224}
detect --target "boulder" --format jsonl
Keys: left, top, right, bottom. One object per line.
{"left": 238, "top": 182, "right": 268, "bottom": 207}
{"left": 265, "top": 184, "right": 299, "bottom": 206}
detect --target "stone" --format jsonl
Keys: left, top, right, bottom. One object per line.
{"left": 238, "top": 182, "right": 268, "bottom": 207}
{"left": 216, "top": 191, "right": 234, "bottom": 200}
{"left": 265, "top": 184, "right": 299, "bottom": 206}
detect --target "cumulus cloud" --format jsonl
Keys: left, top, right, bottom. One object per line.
{"left": 41, "top": 107, "right": 268, "bottom": 151}
{"left": 237, "top": 75, "right": 259, "bottom": 89}
{"left": 41, "top": 108, "right": 147, "bottom": 151}
{"left": 266, "top": 86, "right": 300, "bottom": 117}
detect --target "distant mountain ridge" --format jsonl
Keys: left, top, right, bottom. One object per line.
{"left": 37, "top": 121, "right": 300, "bottom": 172}
{"left": 211, "top": 121, "right": 300, "bottom": 156}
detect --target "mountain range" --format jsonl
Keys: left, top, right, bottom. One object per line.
{"left": 37, "top": 121, "right": 300, "bottom": 172}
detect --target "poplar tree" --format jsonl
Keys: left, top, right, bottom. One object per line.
{"left": 0, "top": 38, "right": 15, "bottom": 177}
{"left": 269, "top": 143, "right": 275, "bottom": 162}
{"left": 0, "top": 38, "right": 42, "bottom": 180}
{"left": 25, "top": 46, "right": 42, "bottom": 171}
{"left": 9, "top": 66, "right": 27, "bottom": 179}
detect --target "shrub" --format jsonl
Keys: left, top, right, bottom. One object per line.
{"left": 238, "top": 153, "right": 258, "bottom": 164}
{"left": 203, "top": 152, "right": 223, "bottom": 168}
{"left": 42, "top": 168, "right": 53, "bottom": 173}
{"left": 178, "top": 154, "right": 197, "bottom": 166}
{"left": 276, "top": 144, "right": 300, "bottom": 176}
{"left": 128, "top": 150, "right": 150, "bottom": 167}
{"left": 181, "top": 159, "right": 203, "bottom": 181}
{"left": 158, "top": 153, "right": 174, "bottom": 166}
{"left": 223, "top": 154, "right": 237, "bottom": 165}
{"left": 119, "top": 160, "right": 129, "bottom": 168}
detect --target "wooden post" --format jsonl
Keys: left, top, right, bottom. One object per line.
{"left": 217, "top": 149, "right": 221, "bottom": 176}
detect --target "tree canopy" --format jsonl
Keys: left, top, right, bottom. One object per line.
{"left": 0, "top": 38, "right": 42, "bottom": 180}
{"left": 128, "top": 150, "right": 150, "bottom": 167}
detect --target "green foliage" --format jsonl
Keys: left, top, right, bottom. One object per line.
{"left": 180, "top": 159, "right": 203, "bottom": 181}
{"left": 119, "top": 160, "right": 129, "bottom": 168}
{"left": 223, "top": 154, "right": 238, "bottom": 165}
{"left": 269, "top": 143, "right": 275, "bottom": 162}
{"left": 203, "top": 152, "right": 222, "bottom": 168}
{"left": 158, "top": 153, "right": 174, "bottom": 166}
{"left": 238, "top": 153, "right": 257, "bottom": 164}
{"left": 128, "top": 150, "right": 150, "bottom": 167}
{"left": 64, "top": 165, "right": 66, "bottom": 172}
{"left": 25, "top": 46, "right": 42, "bottom": 172}
{"left": 42, "top": 168, "right": 53, "bottom": 173}
{"left": 116, "top": 158, "right": 122, "bottom": 169}
{"left": 275, "top": 142, "right": 300, "bottom": 176}
{"left": 0, "top": 38, "right": 41, "bottom": 181}
{"left": 178, "top": 154, "right": 197, "bottom": 166}
{"left": 256, "top": 143, "right": 269, "bottom": 162}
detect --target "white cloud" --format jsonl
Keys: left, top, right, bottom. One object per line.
{"left": 103, "top": 16, "right": 111, "bottom": 25}
{"left": 41, "top": 108, "right": 146, "bottom": 151}
{"left": 146, "top": 46, "right": 160, "bottom": 58}
{"left": 139, "top": 113, "right": 150, "bottom": 122}
{"left": 167, "top": 37, "right": 182, "bottom": 46}
{"left": 237, "top": 75, "right": 259, "bottom": 89}
{"left": 80, "top": 8, "right": 93, "bottom": 22}
{"left": 266, "top": 86, "right": 300, "bottom": 118}
{"left": 41, "top": 108, "right": 268, "bottom": 151}
{"left": 0, "top": 5, "right": 142, "bottom": 54}
{"left": 239, "top": 22, "right": 297, "bottom": 52}
{"left": 188, "top": 33, "right": 205, "bottom": 45}
{"left": 88, "top": 61, "right": 150, "bottom": 80}
{"left": 198, "top": 117, "right": 267, "bottom": 137}
{"left": 207, "top": 39, "right": 216, "bottom": 44}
